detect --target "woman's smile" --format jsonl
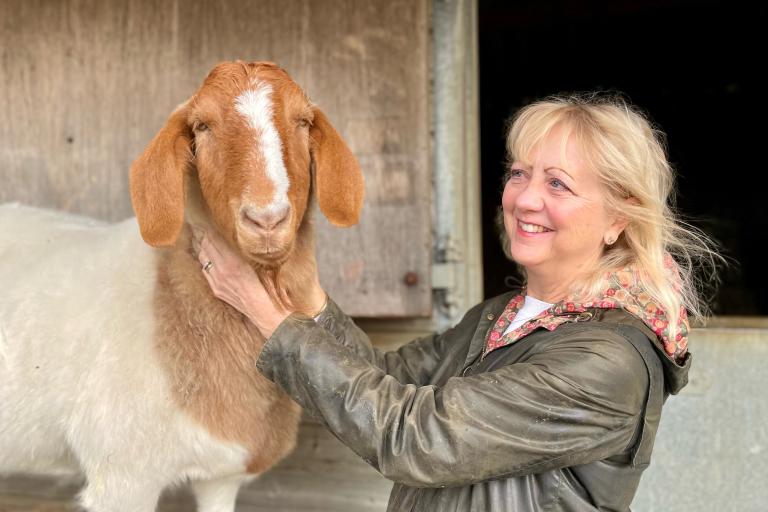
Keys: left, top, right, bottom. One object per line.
{"left": 517, "top": 220, "right": 553, "bottom": 234}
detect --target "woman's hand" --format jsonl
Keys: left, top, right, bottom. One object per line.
{"left": 196, "top": 229, "right": 291, "bottom": 338}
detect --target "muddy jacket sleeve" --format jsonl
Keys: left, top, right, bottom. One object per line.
{"left": 256, "top": 314, "right": 648, "bottom": 488}
{"left": 312, "top": 297, "right": 478, "bottom": 386}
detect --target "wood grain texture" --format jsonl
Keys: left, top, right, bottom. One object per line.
{"left": 0, "top": 0, "right": 431, "bottom": 316}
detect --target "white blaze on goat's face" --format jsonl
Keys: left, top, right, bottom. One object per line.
{"left": 234, "top": 83, "right": 291, "bottom": 217}
{"left": 187, "top": 63, "right": 313, "bottom": 267}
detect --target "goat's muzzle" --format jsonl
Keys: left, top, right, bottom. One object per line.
{"left": 236, "top": 203, "right": 294, "bottom": 265}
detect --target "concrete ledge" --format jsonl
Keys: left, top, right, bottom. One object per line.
{"left": 701, "top": 316, "right": 768, "bottom": 329}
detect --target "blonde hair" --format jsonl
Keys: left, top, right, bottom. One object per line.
{"left": 502, "top": 93, "right": 722, "bottom": 336}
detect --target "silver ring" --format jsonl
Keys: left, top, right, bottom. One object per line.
{"left": 203, "top": 261, "right": 214, "bottom": 272}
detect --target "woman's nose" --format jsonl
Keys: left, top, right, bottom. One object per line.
{"left": 514, "top": 181, "right": 544, "bottom": 211}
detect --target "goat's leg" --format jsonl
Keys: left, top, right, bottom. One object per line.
{"left": 77, "top": 474, "right": 164, "bottom": 512}
{"left": 191, "top": 473, "right": 255, "bottom": 512}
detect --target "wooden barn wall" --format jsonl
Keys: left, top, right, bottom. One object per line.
{"left": 0, "top": 0, "right": 431, "bottom": 317}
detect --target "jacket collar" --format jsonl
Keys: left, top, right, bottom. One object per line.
{"left": 484, "top": 261, "right": 690, "bottom": 364}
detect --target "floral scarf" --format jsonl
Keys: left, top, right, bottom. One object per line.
{"left": 484, "top": 258, "right": 689, "bottom": 363}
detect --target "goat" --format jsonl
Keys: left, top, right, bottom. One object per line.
{"left": 0, "top": 61, "right": 365, "bottom": 512}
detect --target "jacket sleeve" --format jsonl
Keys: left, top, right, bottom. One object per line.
{"left": 256, "top": 316, "right": 649, "bottom": 488}
{"left": 312, "top": 297, "right": 479, "bottom": 386}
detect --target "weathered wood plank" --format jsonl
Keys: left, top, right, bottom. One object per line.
{"left": 0, "top": 0, "right": 431, "bottom": 316}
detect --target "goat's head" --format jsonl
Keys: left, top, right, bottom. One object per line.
{"left": 129, "top": 61, "right": 364, "bottom": 267}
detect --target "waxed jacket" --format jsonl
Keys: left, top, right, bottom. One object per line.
{"left": 256, "top": 291, "right": 691, "bottom": 511}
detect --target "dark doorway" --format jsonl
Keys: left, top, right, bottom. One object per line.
{"left": 479, "top": 0, "right": 766, "bottom": 315}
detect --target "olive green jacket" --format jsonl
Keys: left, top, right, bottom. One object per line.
{"left": 256, "top": 292, "right": 691, "bottom": 511}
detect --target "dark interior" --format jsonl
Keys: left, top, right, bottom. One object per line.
{"left": 478, "top": 0, "right": 765, "bottom": 315}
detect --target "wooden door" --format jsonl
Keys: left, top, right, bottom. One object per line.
{"left": 0, "top": 0, "right": 432, "bottom": 316}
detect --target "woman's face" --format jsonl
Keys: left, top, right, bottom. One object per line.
{"left": 502, "top": 124, "right": 620, "bottom": 287}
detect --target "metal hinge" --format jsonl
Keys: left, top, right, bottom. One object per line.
{"left": 432, "top": 235, "right": 464, "bottom": 322}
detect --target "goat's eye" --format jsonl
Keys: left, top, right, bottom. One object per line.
{"left": 194, "top": 122, "right": 209, "bottom": 133}
{"left": 297, "top": 118, "right": 311, "bottom": 129}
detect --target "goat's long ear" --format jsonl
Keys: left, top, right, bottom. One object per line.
{"left": 310, "top": 108, "right": 364, "bottom": 227}
{"left": 129, "top": 103, "right": 192, "bottom": 247}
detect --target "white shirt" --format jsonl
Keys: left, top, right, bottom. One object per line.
{"left": 502, "top": 295, "right": 553, "bottom": 337}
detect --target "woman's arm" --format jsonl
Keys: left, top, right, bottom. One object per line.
{"left": 197, "top": 231, "right": 460, "bottom": 386}
{"left": 258, "top": 317, "right": 650, "bottom": 487}
{"left": 314, "top": 296, "right": 485, "bottom": 386}
{"left": 198, "top": 230, "right": 650, "bottom": 487}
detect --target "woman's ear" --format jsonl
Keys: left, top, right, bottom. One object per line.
{"left": 129, "top": 102, "right": 193, "bottom": 247}
{"left": 605, "top": 196, "right": 639, "bottom": 245}
{"left": 309, "top": 108, "right": 365, "bottom": 227}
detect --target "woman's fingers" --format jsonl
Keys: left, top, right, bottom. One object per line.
{"left": 200, "top": 233, "right": 221, "bottom": 263}
{"left": 197, "top": 233, "right": 232, "bottom": 277}
{"left": 192, "top": 227, "right": 293, "bottom": 337}
{"left": 200, "top": 264, "right": 218, "bottom": 293}
{"left": 198, "top": 247, "right": 211, "bottom": 270}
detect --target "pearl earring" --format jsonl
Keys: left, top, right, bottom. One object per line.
{"left": 605, "top": 236, "right": 616, "bottom": 245}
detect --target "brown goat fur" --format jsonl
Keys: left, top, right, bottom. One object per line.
{"left": 154, "top": 225, "right": 303, "bottom": 473}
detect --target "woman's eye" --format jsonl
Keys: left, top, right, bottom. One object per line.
{"left": 549, "top": 178, "right": 571, "bottom": 192}
{"left": 504, "top": 168, "right": 525, "bottom": 183}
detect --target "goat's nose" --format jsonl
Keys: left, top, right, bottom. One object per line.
{"left": 242, "top": 205, "right": 290, "bottom": 231}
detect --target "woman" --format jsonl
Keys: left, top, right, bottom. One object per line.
{"left": 197, "top": 94, "right": 718, "bottom": 511}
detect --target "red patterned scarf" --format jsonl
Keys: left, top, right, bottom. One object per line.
{"left": 484, "top": 258, "right": 689, "bottom": 363}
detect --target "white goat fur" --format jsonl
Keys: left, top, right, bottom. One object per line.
{"left": 0, "top": 207, "right": 252, "bottom": 510}
{"left": 0, "top": 61, "right": 364, "bottom": 512}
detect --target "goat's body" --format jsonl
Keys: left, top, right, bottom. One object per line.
{"left": 0, "top": 60, "right": 363, "bottom": 511}
{"left": 0, "top": 203, "right": 299, "bottom": 511}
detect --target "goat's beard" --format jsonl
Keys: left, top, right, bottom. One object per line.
{"left": 254, "top": 261, "right": 316, "bottom": 315}
{"left": 240, "top": 210, "right": 317, "bottom": 317}
{"left": 254, "top": 266, "right": 293, "bottom": 312}
{"left": 244, "top": 239, "right": 309, "bottom": 314}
